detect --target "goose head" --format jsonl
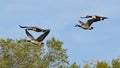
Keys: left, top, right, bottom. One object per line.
{"left": 75, "top": 24, "right": 81, "bottom": 27}
{"left": 88, "top": 27, "right": 93, "bottom": 30}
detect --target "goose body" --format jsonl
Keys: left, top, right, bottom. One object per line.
{"left": 75, "top": 15, "right": 108, "bottom": 30}
{"left": 75, "top": 18, "right": 99, "bottom": 30}
{"left": 25, "top": 29, "right": 50, "bottom": 44}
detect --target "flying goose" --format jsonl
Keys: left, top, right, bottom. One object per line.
{"left": 19, "top": 25, "right": 46, "bottom": 32}
{"left": 75, "top": 18, "right": 100, "bottom": 30}
{"left": 25, "top": 29, "right": 50, "bottom": 44}
{"left": 81, "top": 15, "right": 108, "bottom": 21}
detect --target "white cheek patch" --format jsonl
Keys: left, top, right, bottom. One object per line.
{"left": 100, "top": 18, "right": 102, "bottom": 20}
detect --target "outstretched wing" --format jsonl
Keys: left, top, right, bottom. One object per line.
{"left": 81, "top": 15, "right": 108, "bottom": 20}
{"left": 37, "top": 29, "right": 50, "bottom": 42}
{"left": 101, "top": 17, "right": 109, "bottom": 20}
{"left": 93, "top": 15, "right": 108, "bottom": 20}
{"left": 29, "top": 27, "right": 46, "bottom": 32}
{"left": 86, "top": 19, "right": 97, "bottom": 26}
{"left": 25, "top": 29, "right": 35, "bottom": 40}
{"left": 80, "top": 15, "right": 91, "bottom": 18}
{"left": 19, "top": 25, "right": 29, "bottom": 28}
{"left": 79, "top": 20, "right": 84, "bottom": 25}
{"left": 19, "top": 25, "right": 35, "bottom": 30}
{"left": 19, "top": 25, "right": 45, "bottom": 32}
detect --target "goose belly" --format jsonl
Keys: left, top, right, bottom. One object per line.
{"left": 81, "top": 24, "right": 89, "bottom": 29}
{"left": 31, "top": 40, "right": 40, "bottom": 44}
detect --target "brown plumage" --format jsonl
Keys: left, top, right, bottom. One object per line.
{"left": 75, "top": 18, "right": 101, "bottom": 30}
{"left": 75, "top": 15, "right": 108, "bottom": 30}
{"left": 25, "top": 29, "right": 50, "bottom": 44}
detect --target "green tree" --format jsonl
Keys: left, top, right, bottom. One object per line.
{"left": 83, "top": 64, "right": 91, "bottom": 68}
{"left": 0, "top": 38, "right": 80, "bottom": 68}
{"left": 70, "top": 62, "right": 80, "bottom": 68}
{"left": 112, "top": 57, "right": 120, "bottom": 68}
{"left": 96, "top": 61, "right": 109, "bottom": 68}
{"left": 83, "top": 60, "right": 93, "bottom": 68}
{"left": 83, "top": 60, "right": 110, "bottom": 68}
{"left": 46, "top": 38, "right": 69, "bottom": 68}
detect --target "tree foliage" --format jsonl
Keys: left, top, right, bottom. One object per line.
{"left": 0, "top": 38, "right": 80, "bottom": 68}
{"left": 112, "top": 57, "right": 120, "bottom": 68}
{"left": 0, "top": 38, "right": 120, "bottom": 68}
{"left": 96, "top": 61, "right": 109, "bottom": 68}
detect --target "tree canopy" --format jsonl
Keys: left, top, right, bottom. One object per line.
{"left": 0, "top": 38, "right": 80, "bottom": 68}
{"left": 0, "top": 38, "right": 120, "bottom": 68}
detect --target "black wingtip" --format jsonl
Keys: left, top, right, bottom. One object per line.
{"left": 19, "top": 25, "right": 24, "bottom": 28}
{"left": 43, "top": 29, "right": 50, "bottom": 32}
{"left": 105, "top": 17, "right": 109, "bottom": 19}
{"left": 102, "top": 17, "right": 109, "bottom": 20}
{"left": 19, "top": 25, "right": 21, "bottom": 27}
{"left": 42, "top": 29, "right": 50, "bottom": 34}
{"left": 47, "top": 29, "right": 50, "bottom": 33}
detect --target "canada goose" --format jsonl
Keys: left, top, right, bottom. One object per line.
{"left": 75, "top": 18, "right": 99, "bottom": 30}
{"left": 19, "top": 25, "right": 46, "bottom": 32}
{"left": 81, "top": 15, "right": 108, "bottom": 21}
{"left": 25, "top": 29, "right": 50, "bottom": 44}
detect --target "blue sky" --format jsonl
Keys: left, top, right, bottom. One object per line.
{"left": 0, "top": 0, "right": 120, "bottom": 66}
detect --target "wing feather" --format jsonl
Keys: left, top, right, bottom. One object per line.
{"left": 25, "top": 29, "right": 35, "bottom": 40}
{"left": 79, "top": 20, "right": 84, "bottom": 25}
{"left": 19, "top": 25, "right": 29, "bottom": 28}
{"left": 86, "top": 19, "right": 97, "bottom": 26}
{"left": 19, "top": 25, "right": 45, "bottom": 32}
{"left": 37, "top": 30, "right": 50, "bottom": 42}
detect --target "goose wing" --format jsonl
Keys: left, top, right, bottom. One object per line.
{"left": 86, "top": 19, "right": 97, "bottom": 26}
{"left": 80, "top": 15, "right": 92, "bottom": 18}
{"left": 25, "top": 29, "right": 35, "bottom": 40}
{"left": 36, "top": 29, "right": 50, "bottom": 42}
{"left": 101, "top": 16, "right": 109, "bottom": 20}
{"left": 29, "top": 27, "right": 45, "bottom": 32}
{"left": 94, "top": 15, "right": 108, "bottom": 20}
{"left": 19, "top": 25, "right": 36, "bottom": 30}
{"left": 19, "top": 25, "right": 34, "bottom": 30}
{"left": 19, "top": 25, "right": 29, "bottom": 28}
{"left": 79, "top": 20, "right": 84, "bottom": 25}
{"left": 19, "top": 25, "right": 45, "bottom": 32}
